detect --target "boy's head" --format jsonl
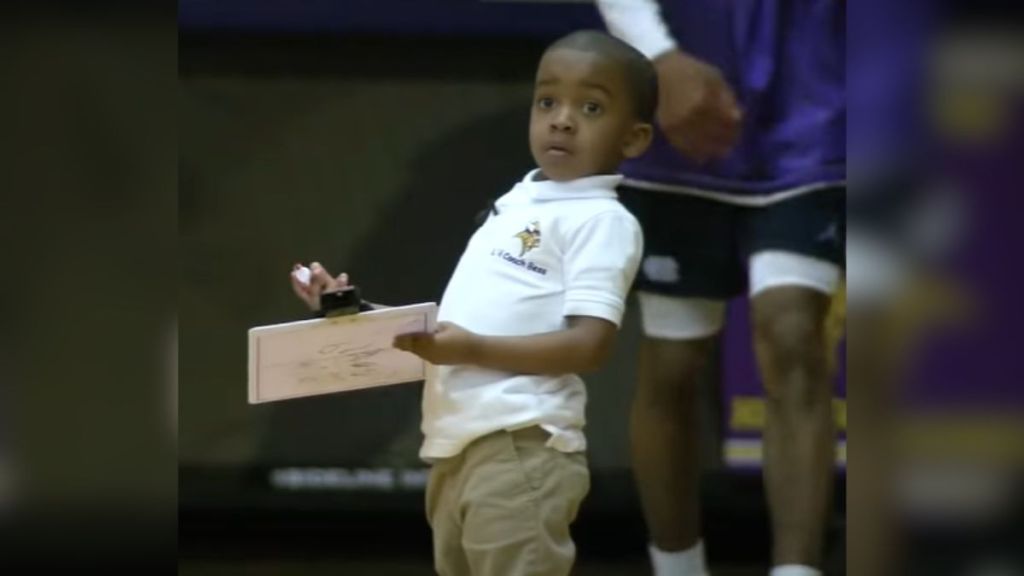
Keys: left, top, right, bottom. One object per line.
{"left": 529, "top": 30, "right": 657, "bottom": 182}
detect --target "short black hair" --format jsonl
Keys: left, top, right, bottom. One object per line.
{"left": 545, "top": 30, "right": 659, "bottom": 123}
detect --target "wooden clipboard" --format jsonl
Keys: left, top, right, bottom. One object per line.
{"left": 248, "top": 302, "right": 437, "bottom": 404}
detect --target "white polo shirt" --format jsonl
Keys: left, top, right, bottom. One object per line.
{"left": 420, "top": 169, "right": 643, "bottom": 460}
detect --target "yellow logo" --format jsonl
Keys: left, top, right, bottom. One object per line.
{"left": 514, "top": 221, "right": 542, "bottom": 257}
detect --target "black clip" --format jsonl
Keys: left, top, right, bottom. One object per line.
{"left": 315, "top": 286, "right": 369, "bottom": 318}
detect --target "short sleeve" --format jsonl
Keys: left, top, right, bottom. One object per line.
{"left": 562, "top": 210, "right": 644, "bottom": 327}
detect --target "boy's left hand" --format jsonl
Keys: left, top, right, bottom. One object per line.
{"left": 393, "top": 322, "right": 478, "bottom": 365}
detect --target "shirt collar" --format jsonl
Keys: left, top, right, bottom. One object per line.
{"left": 514, "top": 168, "right": 622, "bottom": 201}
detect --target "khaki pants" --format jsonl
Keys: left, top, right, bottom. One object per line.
{"left": 425, "top": 427, "right": 590, "bottom": 576}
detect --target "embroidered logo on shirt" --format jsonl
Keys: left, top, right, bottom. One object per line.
{"left": 513, "top": 221, "right": 542, "bottom": 257}
{"left": 491, "top": 249, "right": 548, "bottom": 275}
{"left": 490, "top": 220, "right": 547, "bottom": 275}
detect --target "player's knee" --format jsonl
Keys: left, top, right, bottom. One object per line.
{"left": 755, "top": 309, "right": 831, "bottom": 413}
{"left": 636, "top": 369, "right": 698, "bottom": 411}
{"left": 755, "top": 305, "right": 825, "bottom": 371}
{"left": 765, "top": 371, "right": 831, "bottom": 418}
{"left": 635, "top": 339, "right": 708, "bottom": 407}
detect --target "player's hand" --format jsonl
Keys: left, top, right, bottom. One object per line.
{"left": 654, "top": 49, "right": 743, "bottom": 163}
{"left": 289, "top": 261, "right": 350, "bottom": 311}
{"left": 393, "top": 322, "right": 479, "bottom": 366}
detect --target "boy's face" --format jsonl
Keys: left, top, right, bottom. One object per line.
{"left": 529, "top": 48, "right": 652, "bottom": 182}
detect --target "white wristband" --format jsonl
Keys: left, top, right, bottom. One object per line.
{"left": 595, "top": 0, "right": 677, "bottom": 60}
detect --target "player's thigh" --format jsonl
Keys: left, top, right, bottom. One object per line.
{"left": 637, "top": 292, "right": 727, "bottom": 341}
{"left": 619, "top": 186, "right": 743, "bottom": 308}
{"left": 633, "top": 294, "right": 722, "bottom": 408}
{"left": 744, "top": 187, "right": 845, "bottom": 299}
{"left": 741, "top": 189, "right": 843, "bottom": 376}
{"left": 620, "top": 187, "right": 738, "bottom": 341}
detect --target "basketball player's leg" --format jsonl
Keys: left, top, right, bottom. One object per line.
{"left": 620, "top": 188, "right": 739, "bottom": 576}
{"left": 745, "top": 188, "right": 845, "bottom": 572}
{"left": 752, "top": 281, "right": 834, "bottom": 568}
{"left": 632, "top": 294, "right": 721, "bottom": 557}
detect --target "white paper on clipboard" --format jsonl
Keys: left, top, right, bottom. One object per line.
{"left": 248, "top": 302, "right": 437, "bottom": 404}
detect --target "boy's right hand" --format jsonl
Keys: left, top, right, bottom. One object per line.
{"left": 290, "top": 261, "right": 351, "bottom": 311}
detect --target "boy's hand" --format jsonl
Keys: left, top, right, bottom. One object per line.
{"left": 290, "top": 261, "right": 350, "bottom": 311}
{"left": 393, "top": 322, "right": 479, "bottom": 366}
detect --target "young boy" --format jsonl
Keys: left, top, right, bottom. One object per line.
{"left": 290, "top": 30, "right": 657, "bottom": 576}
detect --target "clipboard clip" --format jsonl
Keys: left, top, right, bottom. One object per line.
{"left": 315, "top": 286, "right": 373, "bottom": 318}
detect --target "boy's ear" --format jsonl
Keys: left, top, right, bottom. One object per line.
{"left": 622, "top": 122, "right": 654, "bottom": 159}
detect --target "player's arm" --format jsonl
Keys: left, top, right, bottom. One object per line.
{"left": 394, "top": 316, "right": 616, "bottom": 375}
{"left": 595, "top": 0, "right": 743, "bottom": 162}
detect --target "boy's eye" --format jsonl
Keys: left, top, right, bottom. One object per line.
{"left": 537, "top": 97, "right": 555, "bottom": 109}
{"left": 582, "top": 101, "right": 603, "bottom": 115}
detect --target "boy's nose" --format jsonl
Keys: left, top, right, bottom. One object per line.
{"left": 550, "top": 108, "right": 575, "bottom": 132}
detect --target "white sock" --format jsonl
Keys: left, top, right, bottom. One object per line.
{"left": 648, "top": 541, "right": 709, "bottom": 576}
{"left": 769, "top": 565, "right": 821, "bottom": 576}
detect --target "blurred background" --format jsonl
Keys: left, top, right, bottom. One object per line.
{"left": 846, "top": 1, "right": 1024, "bottom": 575}
{"left": 178, "top": 1, "right": 846, "bottom": 575}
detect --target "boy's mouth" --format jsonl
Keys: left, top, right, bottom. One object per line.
{"left": 546, "top": 145, "right": 572, "bottom": 156}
